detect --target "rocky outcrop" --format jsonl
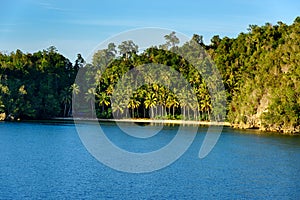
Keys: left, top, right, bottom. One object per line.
{"left": 232, "top": 93, "right": 300, "bottom": 135}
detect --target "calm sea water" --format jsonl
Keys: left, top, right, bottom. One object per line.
{"left": 0, "top": 122, "right": 299, "bottom": 199}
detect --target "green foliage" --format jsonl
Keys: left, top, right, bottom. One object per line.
{"left": 210, "top": 17, "right": 300, "bottom": 133}
{"left": 0, "top": 48, "right": 77, "bottom": 120}
{"left": 82, "top": 37, "right": 215, "bottom": 121}
{"left": 1, "top": 16, "right": 299, "bottom": 134}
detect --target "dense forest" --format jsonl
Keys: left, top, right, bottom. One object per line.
{"left": 213, "top": 17, "right": 300, "bottom": 134}
{"left": 0, "top": 47, "right": 82, "bottom": 119}
{"left": 0, "top": 17, "right": 299, "bottom": 134}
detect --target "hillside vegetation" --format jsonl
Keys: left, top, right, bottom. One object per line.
{"left": 208, "top": 17, "right": 300, "bottom": 133}
{"left": 0, "top": 17, "right": 299, "bottom": 134}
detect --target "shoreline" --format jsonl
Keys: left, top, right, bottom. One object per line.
{"left": 49, "top": 118, "right": 300, "bottom": 135}
{"left": 4, "top": 117, "right": 299, "bottom": 135}
{"left": 54, "top": 117, "right": 231, "bottom": 126}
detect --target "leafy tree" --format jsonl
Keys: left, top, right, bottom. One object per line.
{"left": 118, "top": 40, "right": 138, "bottom": 60}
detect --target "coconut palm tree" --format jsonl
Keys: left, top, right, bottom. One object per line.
{"left": 144, "top": 92, "right": 157, "bottom": 119}
{"left": 60, "top": 87, "right": 71, "bottom": 117}
{"left": 157, "top": 86, "right": 167, "bottom": 117}
{"left": 127, "top": 96, "right": 141, "bottom": 118}
{"left": 166, "top": 93, "right": 179, "bottom": 118}
{"left": 112, "top": 99, "right": 126, "bottom": 119}
{"left": 97, "top": 91, "right": 110, "bottom": 114}
{"left": 201, "top": 94, "right": 212, "bottom": 121}
{"left": 70, "top": 83, "right": 80, "bottom": 102}
{"left": 85, "top": 87, "right": 96, "bottom": 118}
{"left": 70, "top": 83, "right": 80, "bottom": 116}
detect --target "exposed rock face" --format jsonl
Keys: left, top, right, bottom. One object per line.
{"left": 260, "top": 125, "right": 300, "bottom": 134}
{"left": 233, "top": 122, "right": 299, "bottom": 135}
{"left": 253, "top": 93, "right": 270, "bottom": 128}
{"left": 232, "top": 93, "right": 300, "bottom": 135}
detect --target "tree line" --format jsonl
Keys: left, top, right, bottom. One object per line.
{"left": 0, "top": 17, "right": 299, "bottom": 133}
{"left": 208, "top": 17, "right": 300, "bottom": 133}
{"left": 73, "top": 34, "right": 224, "bottom": 121}
{"left": 0, "top": 47, "right": 81, "bottom": 119}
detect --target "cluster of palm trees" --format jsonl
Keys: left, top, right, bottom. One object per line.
{"left": 81, "top": 82, "right": 212, "bottom": 121}
{"left": 68, "top": 33, "right": 215, "bottom": 121}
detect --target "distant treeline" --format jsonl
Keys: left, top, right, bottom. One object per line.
{"left": 0, "top": 17, "right": 299, "bottom": 133}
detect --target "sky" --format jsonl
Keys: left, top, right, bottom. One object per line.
{"left": 0, "top": 0, "right": 299, "bottom": 62}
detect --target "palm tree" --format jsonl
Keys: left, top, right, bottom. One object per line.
{"left": 178, "top": 87, "right": 189, "bottom": 120}
{"left": 151, "top": 83, "right": 160, "bottom": 117}
{"left": 70, "top": 83, "right": 80, "bottom": 116}
{"left": 166, "top": 93, "right": 179, "bottom": 118}
{"left": 60, "top": 87, "right": 71, "bottom": 117}
{"left": 127, "top": 96, "right": 141, "bottom": 118}
{"left": 70, "top": 83, "right": 80, "bottom": 102}
{"left": 97, "top": 91, "right": 110, "bottom": 114}
{"left": 166, "top": 94, "right": 175, "bottom": 118}
{"left": 173, "top": 97, "right": 180, "bottom": 118}
{"left": 144, "top": 92, "right": 157, "bottom": 119}
{"left": 200, "top": 94, "right": 212, "bottom": 121}
{"left": 85, "top": 87, "right": 96, "bottom": 118}
{"left": 196, "top": 85, "right": 209, "bottom": 120}
{"left": 192, "top": 87, "right": 201, "bottom": 120}
{"left": 157, "top": 86, "right": 167, "bottom": 117}
{"left": 112, "top": 99, "right": 126, "bottom": 119}
{"left": 137, "top": 87, "right": 147, "bottom": 118}
{"left": 106, "top": 85, "right": 114, "bottom": 96}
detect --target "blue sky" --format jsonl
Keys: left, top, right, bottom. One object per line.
{"left": 0, "top": 0, "right": 299, "bottom": 62}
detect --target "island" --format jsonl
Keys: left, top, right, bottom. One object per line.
{"left": 0, "top": 17, "right": 299, "bottom": 135}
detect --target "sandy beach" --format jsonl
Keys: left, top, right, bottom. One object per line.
{"left": 54, "top": 117, "right": 231, "bottom": 126}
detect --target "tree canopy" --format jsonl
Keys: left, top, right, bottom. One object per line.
{"left": 0, "top": 17, "right": 299, "bottom": 134}
{"left": 0, "top": 48, "right": 78, "bottom": 119}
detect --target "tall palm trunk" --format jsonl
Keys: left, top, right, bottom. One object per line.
{"left": 151, "top": 107, "right": 154, "bottom": 119}
{"left": 64, "top": 104, "right": 67, "bottom": 117}
{"left": 91, "top": 100, "right": 94, "bottom": 118}
{"left": 172, "top": 106, "right": 175, "bottom": 117}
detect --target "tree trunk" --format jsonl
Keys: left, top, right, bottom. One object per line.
{"left": 208, "top": 109, "right": 210, "bottom": 121}
{"left": 68, "top": 104, "right": 72, "bottom": 117}
{"left": 172, "top": 106, "right": 175, "bottom": 117}
{"left": 151, "top": 107, "right": 154, "bottom": 119}
{"left": 64, "top": 104, "right": 67, "bottom": 117}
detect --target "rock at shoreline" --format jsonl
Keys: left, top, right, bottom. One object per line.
{"left": 0, "top": 113, "right": 5, "bottom": 121}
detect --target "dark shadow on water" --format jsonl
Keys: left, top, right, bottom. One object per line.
{"left": 134, "top": 122, "right": 151, "bottom": 126}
